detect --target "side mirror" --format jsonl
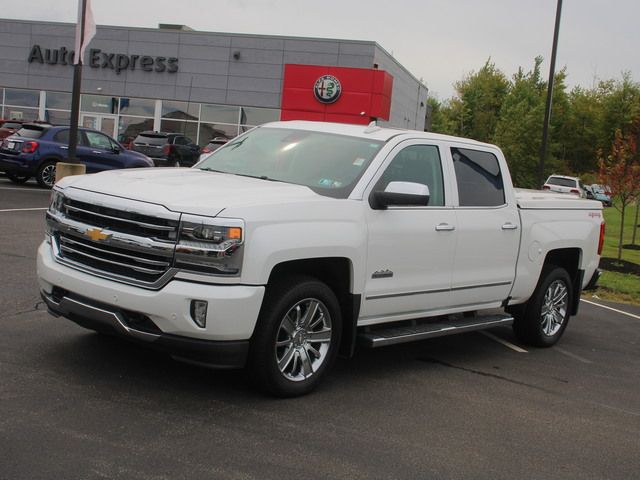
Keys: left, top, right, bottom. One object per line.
{"left": 370, "top": 181, "right": 430, "bottom": 210}
{"left": 111, "top": 145, "right": 122, "bottom": 154}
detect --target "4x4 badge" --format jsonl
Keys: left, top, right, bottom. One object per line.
{"left": 85, "top": 228, "right": 111, "bottom": 241}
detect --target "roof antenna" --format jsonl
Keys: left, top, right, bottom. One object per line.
{"left": 364, "top": 120, "right": 380, "bottom": 134}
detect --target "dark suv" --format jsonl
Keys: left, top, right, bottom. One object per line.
{"left": 132, "top": 131, "right": 201, "bottom": 167}
{"left": 0, "top": 124, "right": 154, "bottom": 188}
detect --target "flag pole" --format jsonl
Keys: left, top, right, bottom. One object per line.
{"left": 67, "top": 0, "right": 87, "bottom": 164}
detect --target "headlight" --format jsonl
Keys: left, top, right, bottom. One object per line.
{"left": 174, "top": 214, "right": 244, "bottom": 275}
{"left": 49, "top": 189, "right": 66, "bottom": 215}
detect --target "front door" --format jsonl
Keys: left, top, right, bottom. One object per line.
{"left": 360, "top": 141, "right": 457, "bottom": 325}
{"left": 81, "top": 114, "right": 117, "bottom": 138}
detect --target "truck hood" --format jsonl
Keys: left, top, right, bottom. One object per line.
{"left": 59, "top": 168, "right": 324, "bottom": 217}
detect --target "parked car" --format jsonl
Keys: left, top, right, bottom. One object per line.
{"left": 591, "top": 184, "right": 612, "bottom": 207}
{"left": 0, "top": 123, "right": 154, "bottom": 188}
{"left": 543, "top": 174, "right": 587, "bottom": 198}
{"left": 131, "top": 131, "right": 201, "bottom": 167}
{"left": 0, "top": 120, "right": 24, "bottom": 140}
{"left": 198, "top": 137, "right": 229, "bottom": 162}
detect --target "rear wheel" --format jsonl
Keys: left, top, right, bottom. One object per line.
{"left": 248, "top": 276, "right": 341, "bottom": 397}
{"left": 36, "top": 160, "right": 57, "bottom": 188}
{"left": 513, "top": 266, "right": 572, "bottom": 347}
{"left": 5, "top": 172, "right": 31, "bottom": 184}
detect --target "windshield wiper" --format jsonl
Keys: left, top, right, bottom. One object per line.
{"left": 232, "top": 173, "right": 282, "bottom": 182}
{"left": 199, "top": 167, "right": 227, "bottom": 173}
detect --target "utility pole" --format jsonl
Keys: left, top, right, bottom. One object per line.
{"left": 539, "top": 0, "right": 563, "bottom": 188}
{"left": 68, "top": 0, "right": 88, "bottom": 163}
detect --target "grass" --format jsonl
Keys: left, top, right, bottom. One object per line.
{"left": 593, "top": 202, "right": 640, "bottom": 305}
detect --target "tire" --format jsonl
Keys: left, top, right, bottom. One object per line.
{"left": 248, "top": 275, "right": 342, "bottom": 397}
{"left": 36, "top": 160, "right": 57, "bottom": 188}
{"left": 5, "top": 172, "right": 31, "bottom": 184}
{"left": 513, "top": 266, "right": 572, "bottom": 347}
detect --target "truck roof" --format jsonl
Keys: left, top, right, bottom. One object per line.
{"left": 262, "top": 120, "right": 498, "bottom": 149}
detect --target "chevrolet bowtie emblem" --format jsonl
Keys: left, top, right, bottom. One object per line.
{"left": 85, "top": 228, "right": 111, "bottom": 241}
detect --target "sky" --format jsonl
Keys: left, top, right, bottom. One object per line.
{"left": 3, "top": 0, "right": 639, "bottom": 99}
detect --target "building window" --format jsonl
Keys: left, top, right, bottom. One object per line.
{"left": 118, "top": 116, "right": 154, "bottom": 145}
{"left": 119, "top": 97, "right": 155, "bottom": 117}
{"left": 201, "top": 104, "right": 240, "bottom": 124}
{"left": 81, "top": 95, "right": 118, "bottom": 114}
{"left": 240, "top": 106, "right": 280, "bottom": 127}
{"left": 46, "top": 91, "right": 72, "bottom": 110}
{"left": 162, "top": 101, "right": 199, "bottom": 120}
{"left": 5, "top": 88, "right": 39, "bottom": 107}
{"left": 161, "top": 120, "right": 198, "bottom": 142}
{"left": 198, "top": 123, "right": 239, "bottom": 146}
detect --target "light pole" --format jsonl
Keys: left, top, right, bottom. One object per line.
{"left": 539, "top": 0, "right": 563, "bottom": 188}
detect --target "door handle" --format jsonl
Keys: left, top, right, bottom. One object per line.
{"left": 91, "top": 150, "right": 103, "bottom": 154}
{"left": 502, "top": 223, "right": 518, "bottom": 230}
{"left": 60, "top": 146, "right": 68, "bottom": 149}
{"left": 435, "top": 223, "right": 455, "bottom": 232}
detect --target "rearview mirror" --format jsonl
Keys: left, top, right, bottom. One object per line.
{"left": 370, "top": 181, "right": 430, "bottom": 210}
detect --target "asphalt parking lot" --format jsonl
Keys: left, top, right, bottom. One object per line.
{"left": 1, "top": 175, "right": 639, "bottom": 480}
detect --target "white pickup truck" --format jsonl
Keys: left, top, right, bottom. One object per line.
{"left": 38, "top": 121, "right": 604, "bottom": 396}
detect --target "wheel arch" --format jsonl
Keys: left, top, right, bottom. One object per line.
{"left": 266, "top": 257, "right": 360, "bottom": 358}
{"left": 543, "top": 248, "right": 582, "bottom": 315}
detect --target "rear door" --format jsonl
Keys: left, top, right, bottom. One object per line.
{"left": 448, "top": 146, "right": 520, "bottom": 308}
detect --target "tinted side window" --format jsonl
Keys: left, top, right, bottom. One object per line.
{"left": 53, "top": 129, "right": 70, "bottom": 144}
{"left": 451, "top": 147, "right": 505, "bottom": 207}
{"left": 375, "top": 145, "right": 444, "bottom": 206}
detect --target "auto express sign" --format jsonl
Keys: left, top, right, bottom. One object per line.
{"left": 28, "top": 45, "right": 178, "bottom": 74}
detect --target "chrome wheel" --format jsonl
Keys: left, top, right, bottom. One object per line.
{"left": 540, "top": 279, "right": 568, "bottom": 336}
{"left": 39, "top": 163, "right": 56, "bottom": 188}
{"left": 275, "top": 298, "right": 332, "bottom": 382}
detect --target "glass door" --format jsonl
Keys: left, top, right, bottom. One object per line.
{"left": 80, "top": 114, "right": 118, "bottom": 138}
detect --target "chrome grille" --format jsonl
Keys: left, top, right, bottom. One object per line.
{"left": 64, "top": 198, "right": 178, "bottom": 241}
{"left": 48, "top": 190, "right": 180, "bottom": 289}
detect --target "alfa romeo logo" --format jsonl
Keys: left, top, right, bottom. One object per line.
{"left": 314, "top": 75, "right": 342, "bottom": 104}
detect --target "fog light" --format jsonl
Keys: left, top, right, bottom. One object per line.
{"left": 190, "top": 300, "right": 208, "bottom": 328}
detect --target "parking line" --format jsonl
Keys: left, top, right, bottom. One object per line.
{"left": 479, "top": 331, "right": 528, "bottom": 353}
{"left": 581, "top": 298, "right": 640, "bottom": 320}
{"left": 0, "top": 187, "right": 49, "bottom": 192}
{"left": 0, "top": 207, "right": 48, "bottom": 212}
{"left": 554, "top": 346, "right": 593, "bottom": 364}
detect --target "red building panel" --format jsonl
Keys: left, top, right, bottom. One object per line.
{"left": 280, "top": 64, "right": 393, "bottom": 125}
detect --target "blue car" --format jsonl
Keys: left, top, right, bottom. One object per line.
{"left": 0, "top": 123, "right": 154, "bottom": 188}
{"left": 590, "top": 184, "right": 612, "bottom": 207}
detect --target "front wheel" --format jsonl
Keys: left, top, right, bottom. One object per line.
{"left": 5, "top": 172, "right": 31, "bottom": 184}
{"left": 248, "top": 276, "right": 342, "bottom": 397}
{"left": 513, "top": 266, "right": 572, "bottom": 347}
{"left": 36, "top": 161, "right": 57, "bottom": 188}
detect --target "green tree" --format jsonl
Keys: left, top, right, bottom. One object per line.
{"left": 561, "top": 86, "right": 602, "bottom": 174}
{"left": 493, "top": 57, "right": 546, "bottom": 188}
{"left": 452, "top": 59, "right": 509, "bottom": 142}
{"left": 598, "top": 73, "right": 640, "bottom": 150}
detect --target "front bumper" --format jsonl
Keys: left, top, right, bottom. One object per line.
{"left": 41, "top": 289, "right": 249, "bottom": 368}
{"left": 37, "top": 241, "right": 265, "bottom": 368}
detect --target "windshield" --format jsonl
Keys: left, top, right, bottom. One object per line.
{"left": 196, "top": 127, "right": 384, "bottom": 198}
